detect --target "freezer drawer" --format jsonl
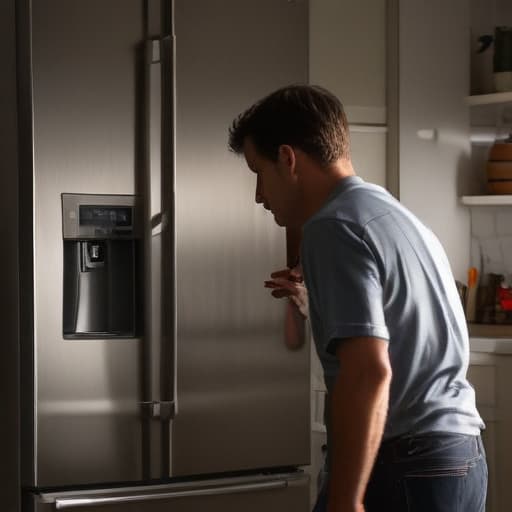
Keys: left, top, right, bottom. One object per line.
{"left": 31, "top": 472, "right": 309, "bottom": 512}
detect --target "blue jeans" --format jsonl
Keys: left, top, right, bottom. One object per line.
{"left": 313, "top": 433, "right": 487, "bottom": 512}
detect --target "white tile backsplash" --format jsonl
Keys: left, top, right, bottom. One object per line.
{"left": 469, "top": 207, "right": 512, "bottom": 290}
{"left": 471, "top": 209, "right": 496, "bottom": 237}
{"left": 481, "top": 237, "right": 507, "bottom": 274}
{"left": 496, "top": 211, "right": 512, "bottom": 236}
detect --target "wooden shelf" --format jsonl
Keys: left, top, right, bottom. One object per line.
{"left": 469, "top": 323, "right": 512, "bottom": 340}
{"left": 466, "top": 91, "right": 512, "bottom": 106}
{"left": 461, "top": 195, "right": 512, "bottom": 206}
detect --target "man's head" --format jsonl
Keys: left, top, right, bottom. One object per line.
{"left": 228, "top": 85, "right": 352, "bottom": 227}
{"left": 228, "top": 84, "right": 350, "bottom": 165}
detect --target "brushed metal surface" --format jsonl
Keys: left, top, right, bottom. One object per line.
{"left": 28, "top": 0, "right": 309, "bottom": 490}
{"left": 172, "top": 0, "right": 310, "bottom": 476}
{"left": 54, "top": 481, "right": 286, "bottom": 508}
{"left": 30, "top": 0, "right": 145, "bottom": 486}
{"left": 33, "top": 473, "right": 310, "bottom": 512}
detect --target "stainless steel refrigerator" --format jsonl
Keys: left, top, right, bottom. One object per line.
{"left": 0, "top": 0, "right": 311, "bottom": 510}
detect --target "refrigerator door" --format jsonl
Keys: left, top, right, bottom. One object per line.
{"left": 172, "top": 0, "right": 310, "bottom": 477}
{"left": 25, "top": 0, "right": 146, "bottom": 487}
{"left": 32, "top": 473, "right": 309, "bottom": 512}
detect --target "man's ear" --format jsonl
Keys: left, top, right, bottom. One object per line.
{"left": 277, "top": 145, "right": 296, "bottom": 175}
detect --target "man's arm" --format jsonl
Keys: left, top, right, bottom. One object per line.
{"left": 328, "top": 336, "right": 392, "bottom": 512}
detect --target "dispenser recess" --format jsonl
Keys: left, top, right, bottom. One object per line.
{"left": 62, "top": 194, "right": 140, "bottom": 338}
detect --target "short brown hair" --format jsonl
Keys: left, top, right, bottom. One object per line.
{"left": 228, "top": 84, "right": 350, "bottom": 165}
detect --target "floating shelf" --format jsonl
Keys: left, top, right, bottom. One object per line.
{"left": 465, "top": 91, "right": 512, "bottom": 106}
{"left": 469, "top": 323, "right": 512, "bottom": 342}
{"left": 461, "top": 195, "right": 512, "bottom": 206}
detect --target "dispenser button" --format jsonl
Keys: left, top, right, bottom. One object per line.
{"left": 81, "top": 241, "right": 106, "bottom": 271}
{"left": 88, "top": 242, "right": 104, "bottom": 263}
{"left": 91, "top": 244, "right": 100, "bottom": 260}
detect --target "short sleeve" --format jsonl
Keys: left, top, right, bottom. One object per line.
{"left": 301, "top": 219, "right": 389, "bottom": 356}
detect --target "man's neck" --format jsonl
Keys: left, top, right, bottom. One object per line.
{"left": 298, "top": 156, "right": 355, "bottom": 224}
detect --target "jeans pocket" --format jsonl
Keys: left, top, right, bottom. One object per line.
{"left": 403, "top": 470, "right": 465, "bottom": 512}
{"left": 403, "top": 456, "right": 487, "bottom": 512}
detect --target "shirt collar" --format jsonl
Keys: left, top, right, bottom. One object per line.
{"left": 303, "top": 175, "right": 364, "bottom": 228}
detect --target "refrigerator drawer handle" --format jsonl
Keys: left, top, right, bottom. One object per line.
{"left": 54, "top": 480, "right": 287, "bottom": 509}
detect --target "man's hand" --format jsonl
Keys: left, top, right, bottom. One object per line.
{"left": 264, "top": 266, "right": 309, "bottom": 318}
{"left": 264, "top": 265, "right": 308, "bottom": 349}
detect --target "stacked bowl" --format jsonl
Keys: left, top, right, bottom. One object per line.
{"left": 486, "top": 140, "right": 512, "bottom": 194}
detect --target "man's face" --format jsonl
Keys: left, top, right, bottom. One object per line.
{"left": 243, "top": 138, "right": 300, "bottom": 227}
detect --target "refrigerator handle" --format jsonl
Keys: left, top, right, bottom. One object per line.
{"left": 143, "top": 33, "right": 177, "bottom": 421}
{"left": 53, "top": 481, "right": 287, "bottom": 509}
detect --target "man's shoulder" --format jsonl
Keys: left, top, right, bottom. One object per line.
{"left": 305, "top": 184, "right": 395, "bottom": 235}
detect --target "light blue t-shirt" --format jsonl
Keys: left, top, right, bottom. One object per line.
{"left": 301, "top": 176, "right": 484, "bottom": 440}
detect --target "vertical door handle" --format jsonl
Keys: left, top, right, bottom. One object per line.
{"left": 142, "top": 24, "right": 176, "bottom": 479}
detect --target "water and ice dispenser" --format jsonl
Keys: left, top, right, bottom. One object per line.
{"left": 62, "top": 194, "right": 141, "bottom": 338}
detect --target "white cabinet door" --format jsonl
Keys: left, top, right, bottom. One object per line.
{"left": 309, "top": 0, "right": 387, "bottom": 189}
{"left": 391, "top": 0, "right": 471, "bottom": 281}
{"left": 468, "top": 353, "right": 497, "bottom": 512}
{"left": 309, "top": 0, "right": 386, "bottom": 125}
{"left": 469, "top": 349, "right": 512, "bottom": 512}
{"left": 350, "top": 128, "right": 387, "bottom": 188}
{"left": 495, "top": 354, "right": 512, "bottom": 512}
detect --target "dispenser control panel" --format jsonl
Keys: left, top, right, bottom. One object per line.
{"left": 62, "top": 193, "right": 139, "bottom": 239}
{"left": 79, "top": 205, "right": 133, "bottom": 230}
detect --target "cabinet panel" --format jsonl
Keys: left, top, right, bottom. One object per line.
{"left": 469, "top": 350, "right": 512, "bottom": 512}
{"left": 309, "top": 0, "right": 386, "bottom": 124}
{"left": 393, "top": 0, "right": 471, "bottom": 282}
{"left": 495, "top": 355, "right": 512, "bottom": 512}
{"left": 350, "top": 130, "right": 387, "bottom": 187}
{"left": 467, "top": 364, "right": 496, "bottom": 407}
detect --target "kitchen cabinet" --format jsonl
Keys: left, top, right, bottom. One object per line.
{"left": 309, "top": 0, "right": 387, "bottom": 190}
{"left": 387, "top": 0, "right": 472, "bottom": 282}
{"left": 309, "top": 0, "right": 386, "bottom": 125}
{"left": 469, "top": 339, "right": 512, "bottom": 512}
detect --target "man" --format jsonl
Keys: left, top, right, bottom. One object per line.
{"left": 228, "top": 85, "right": 487, "bottom": 512}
